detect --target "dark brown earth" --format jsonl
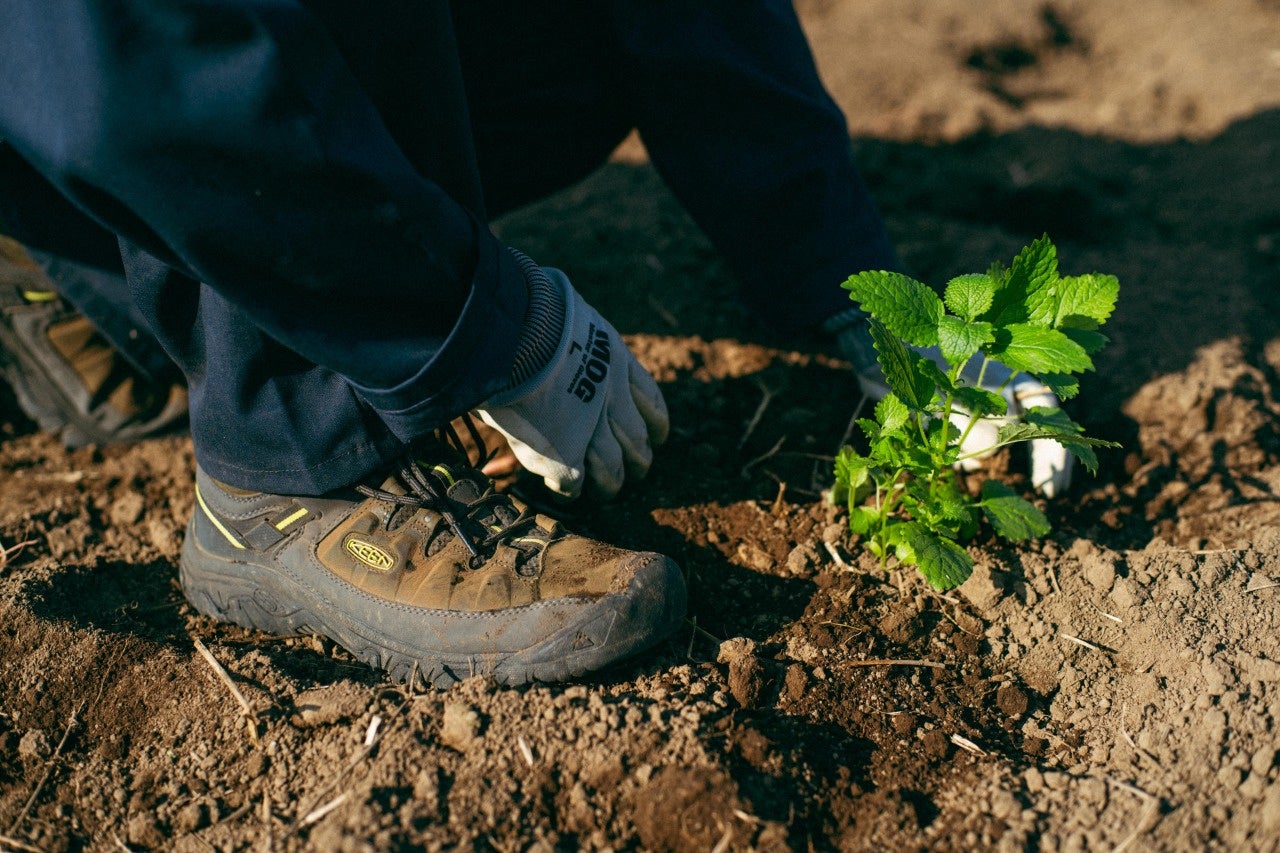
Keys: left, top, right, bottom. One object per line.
{"left": 3, "top": 1, "right": 1280, "bottom": 850}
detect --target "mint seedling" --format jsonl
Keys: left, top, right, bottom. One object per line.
{"left": 832, "top": 235, "right": 1120, "bottom": 590}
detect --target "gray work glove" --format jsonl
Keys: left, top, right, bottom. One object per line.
{"left": 477, "top": 258, "right": 668, "bottom": 499}
{"left": 827, "top": 309, "right": 1072, "bottom": 497}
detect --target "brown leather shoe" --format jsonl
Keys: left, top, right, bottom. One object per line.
{"left": 0, "top": 235, "right": 187, "bottom": 446}
{"left": 179, "top": 434, "right": 686, "bottom": 687}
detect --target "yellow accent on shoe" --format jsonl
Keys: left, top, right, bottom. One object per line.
{"left": 431, "top": 464, "right": 455, "bottom": 486}
{"left": 21, "top": 290, "right": 59, "bottom": 303}
{"left": 274, "top": 506, "right": 309, "bottom": 531}
{"left": 195, "top": 483, "right": 245, "bottom": 550}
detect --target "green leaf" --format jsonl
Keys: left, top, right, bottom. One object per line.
{"left": 842, "top": 271, "right": 943, "bottom": 347}
{"left": 856, "top": 418, "right": 881, "bottom": 443}
{"left": 848, "top": 506, "right": 880, "bottom": 536}
{"left": 1027, "top": 271, "right": 1120, "bottom": 331}
{"left": 834, "top": 446, "right": 870, "bottom": 488}
{"left": 1040, "top": 372, "right": 1080, "bottom": 401}
{"left": 915, "top": 356, "right": 954, "bottom": 400}
{"left": 994, "top": 423, "right": 1060, "bottom": 445}
{"left": 984, "top": 235, "right": 1058, "bottom": 328}
{"left": 989, "top": 324, "right": 1093, "bottom": 375}
{"left": 875, "top": 393, "right": 909, "bottom": 433}
{"left": 898, "top": 522, "right": 974, "bottom": 590}
{"left": 951, "top": 385, "right": 1008, "bottom": 417}
{"left": 944, "top": 274, "right": 997, "bottom": 321}
{"left": 934, "top": 479, "right": 980, "bottom": 539}
{"left": 994, "top": 420, "right": 1120, "bottom": 474}
{"left": 869, "top": 320, "right": 935, "bottom": 410}
{"left": 926, "top": 415, "right": 961, "bottom": 449}
{"left": 934, "top": 484, "right": 977, "bottom": 524}
{"left": 987, "top": 259, "right": 1009, "bottom": 286}
{"left": 1056, "top": 274, "right": 1120, "bottom": 328}
{"left": 937, "top": 315, "right": 995, "bottom": 365}
{"left": 1023, "top": 406, "right": 1084, "bottom": 435}
{"left": 980, "top": 480, "right": 1051, "bottom": 541}
{"left": 1062, "top": 327, "right": 1109, "bottom": 355}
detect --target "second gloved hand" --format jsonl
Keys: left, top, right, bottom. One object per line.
{"left": 476, "top": 263, "right": 668, "bottom": 499}
{"left": 829, "top": 310, "right": 1072, "bottom": 497}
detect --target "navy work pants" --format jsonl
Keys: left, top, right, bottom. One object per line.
{"left": 0, "top": 0, "right": 895, "bottom": 494}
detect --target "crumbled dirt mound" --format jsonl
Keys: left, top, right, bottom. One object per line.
{"left": 3, "top": 1, "right": 1280, "bottom": 850}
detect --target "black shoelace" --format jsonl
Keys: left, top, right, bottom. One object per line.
{"left": 356, "top": 416, "right": 537, "bottom": 569}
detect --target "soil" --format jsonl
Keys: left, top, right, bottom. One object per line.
{"left": 3, "top": 1, "right": 1280, "bottom": 850}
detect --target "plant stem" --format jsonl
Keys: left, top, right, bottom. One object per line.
{"left": 874, "top": 468, "right": 907, "bottom": 569}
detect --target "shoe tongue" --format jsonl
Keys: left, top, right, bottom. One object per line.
{"left": 445, "top": 472, "right": 482, "bottom": 504}
{"left": 433, "top": 464, "right": 524, "bottom": 527}
{"left": 407, "top": 436, "right": 520, "bottom": 525}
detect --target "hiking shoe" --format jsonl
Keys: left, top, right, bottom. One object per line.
{"left": 0, "top": 236, "right": 188, "bottom": 447}
{"left": 179, "top": 431, "right": 687, "bottom": 687}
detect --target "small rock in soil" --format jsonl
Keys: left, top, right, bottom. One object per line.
{"left": 440, "top": 701, "right": 483, "bottom": 751}
{"left": 1241, "top": 773, "right": 1267, "bottom": 800}
{"left": 891, "top": 712, "right": 917, "bottom": 735}
{"left": 961, "top": 563, "right": 1004, "bottom": 612}
{"left": 245, "top": 752, "right": 269, "bottom": 778}
{"left": 737, "top": 543, "right": 773, "bottom": 572}
{"left": 782, "top": 664, "right": 808, "bottom": 702}
{"left": 147, "top": 516, "right": 180, "bottom": 554}
{"left": 1251, "top": 746, "right": 1276, "bottom": 776}
{"left": 127, "top": 813, "right": 165, "bottom": 849}
{"left": 413, "top": 767, "right": 443, "bottom": 815}
{"left": 921, "top": 729, "right": 949, "bottom": 759}
{"left": 1262, "top": 785, "right": 1280, "bottom": 832}
{"left": 718, "top": 637, "right": 766, "bottom": 709}
{"left": 174, "top": 801, "right": 209, "bottom": 833}
{"left": 1081, "top": 552, "right": 1117, "bottom": 593}
{"left": 17, "top": 729, "right": 49, "bottom": 759}
{"left": 996, "top": 684, "right": 1030, "bottom": 718}
{"left": 1109, "top": 577, "right": 1145, "bottom": 609}
{"left": 786, "top": 543, "right": 819, "bottom": 576}
{"left": 633, "top": 766, "right": 748, "bottom": 851}
{"left": 110, "top": 490, "right": 145, "bottom": 526}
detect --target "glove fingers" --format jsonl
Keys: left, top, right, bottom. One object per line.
{"left": 628, "top": 358, "right": 670, "bottom": 446}
{"left": 609, "top": 410, "right": 655, "bottom": 481}
{"left": 1029, "top": 439, "right": 1072, "bottom": 498}
{"left": 596, "top": 367, "right": 655, "bottom": 483}
{"left": 955, "top": 410, "right": 1005, "bottom": 471}
{"left": 585, "top": 414, "right": 626, "bottom": 498}
{"left": 1011, "top": 383, "right": 1072, "bottom": 497}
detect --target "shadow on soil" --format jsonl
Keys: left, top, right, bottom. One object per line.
{"left": 503, "top": 107, "right": 1280, "bottom": 423}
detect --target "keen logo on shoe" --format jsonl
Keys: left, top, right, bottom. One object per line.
{"left": 345, "top": 537, "right": 396, "bottom": 572}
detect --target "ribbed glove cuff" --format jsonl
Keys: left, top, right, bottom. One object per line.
{"left": 503, "top": 248, "right": 568, "bottom": 392}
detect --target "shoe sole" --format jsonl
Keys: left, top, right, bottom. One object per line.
{"left": 179, "top": 520, "right": 687, "bottom": 688}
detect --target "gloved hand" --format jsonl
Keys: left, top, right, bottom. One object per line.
{"left": 477, "top": 264, "right": 668, "bottom": 499}
{"left": 829, "top": 310, "right": 1072, "bottom": 497}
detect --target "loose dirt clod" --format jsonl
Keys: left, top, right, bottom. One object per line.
{"left": 717, "top": 637, "right": 766, "bottom": 708}
{"left": 439, "top": 701, "right": 483, "bottom": 752}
